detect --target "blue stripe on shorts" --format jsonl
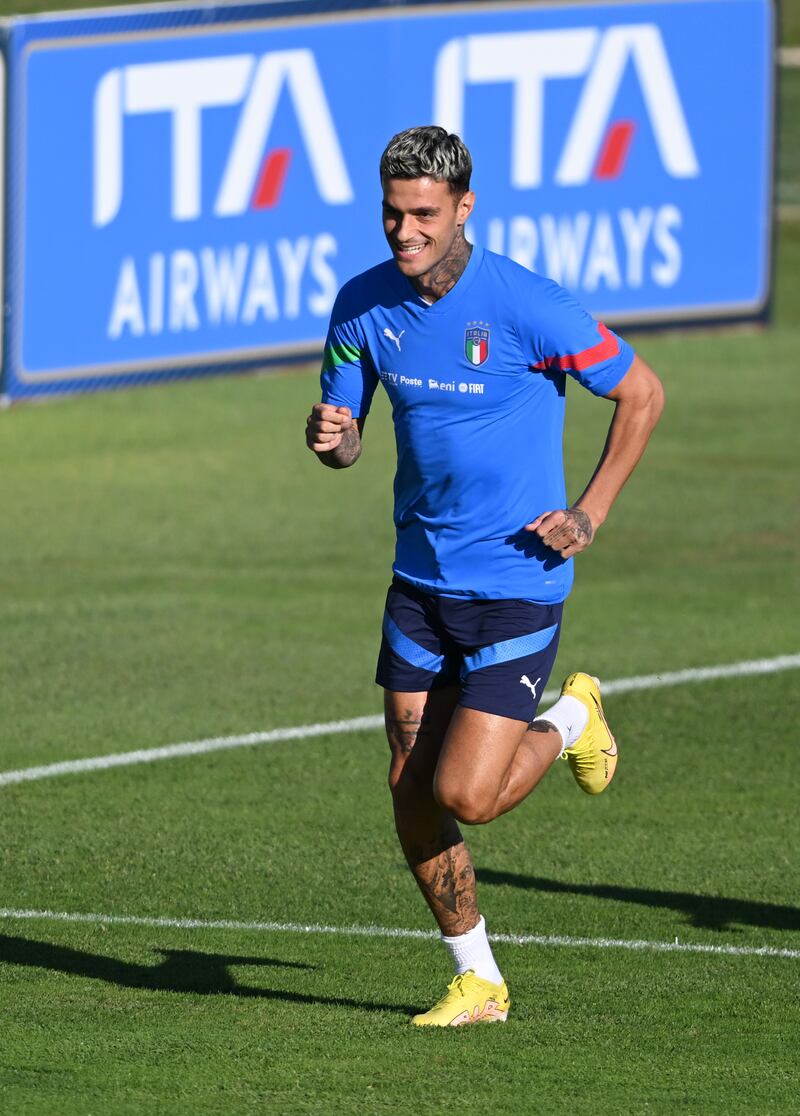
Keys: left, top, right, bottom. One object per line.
{"left": 382, "top": 611, "right": 445, "bottom": 674}
{"left": 460, "top": 623, "right": 558, "bottom": 679}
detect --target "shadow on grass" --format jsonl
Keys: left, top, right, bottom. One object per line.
{"left": 0, "top": 935, "right": 416, "bottom": 1014}
{"left": 476, "top": 870, "right": 800, "bottom": 933}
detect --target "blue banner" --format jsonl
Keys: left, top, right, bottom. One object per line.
{"left": 2, "top": 0, "right": 775, "bottom": 399}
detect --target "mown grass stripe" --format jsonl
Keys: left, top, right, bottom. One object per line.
{"left": 0, "top": 906, "right": 797, "bottom": 960}
{"left": 0, "top": 654, "right": 798, "bottom": 789}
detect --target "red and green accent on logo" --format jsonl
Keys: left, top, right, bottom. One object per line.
{"left": 465, "top": 327, "right": 489, "bottom": 366}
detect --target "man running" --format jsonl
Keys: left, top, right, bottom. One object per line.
{"left": 305, "top": 126, "right": 664, "bottom": 1027}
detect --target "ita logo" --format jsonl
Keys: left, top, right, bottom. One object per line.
{"left": 93, "top": 50, "right": 353, "bottom": 226}
{"left": 465, "top": 323, "right": 490, "bottom": 366}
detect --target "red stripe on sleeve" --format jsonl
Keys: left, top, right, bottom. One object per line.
{"left": 532, "top": 322, "right": 619, "bottom": 373}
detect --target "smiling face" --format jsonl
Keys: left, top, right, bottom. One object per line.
{"left": 381, "top": 176, "right": 475, "bottom": 287}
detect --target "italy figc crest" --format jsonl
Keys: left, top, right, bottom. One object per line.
{"left": 465, "top": 324, "right": 489, "bottom": 366}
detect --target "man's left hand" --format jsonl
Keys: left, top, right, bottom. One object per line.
{"left": 524, "top": 507, "right": 595, "bottom": 558}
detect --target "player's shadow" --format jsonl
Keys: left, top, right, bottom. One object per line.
{"left": 0, "top": 934, "right": 415, "bottom": 1014}
{"left": 476, "top": 870, "right": 800, "bottom": 933}
{"left": 504, "top": 529, "right": 565, "bottom": 571}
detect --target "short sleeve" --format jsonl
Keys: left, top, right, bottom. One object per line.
{"left": 320, "top": 292, "right": 379, "bottom": 419}
{"left": 526, "top": 279, "right": 634, "bottom": 397}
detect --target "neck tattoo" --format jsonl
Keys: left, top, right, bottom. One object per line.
{"left": 414, "top": 235, "right": 472, "bottom": 303}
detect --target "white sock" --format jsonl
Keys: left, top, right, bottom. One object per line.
{"left": 533, "top": 695, "right": 588, "bottom": 755}
{"left": 441, "top": 916, "right": 503, "bottom": 985}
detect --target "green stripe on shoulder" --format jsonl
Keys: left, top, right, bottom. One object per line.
{"left": 323, "top": 340, "right": 362, "bottom": 372}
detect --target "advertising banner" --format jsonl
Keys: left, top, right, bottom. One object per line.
{"left": 1, "top": 0, "right": 775, "bottom": 400}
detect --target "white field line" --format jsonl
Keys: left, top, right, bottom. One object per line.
{"left": 0, "top": 906, "right": 797, "bottom": 960}
{"left": 1, "top": 653, "right": 799, "bottom": 790}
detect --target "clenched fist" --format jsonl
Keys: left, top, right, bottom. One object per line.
{"left": 306, "top": 403, "right": 353, "bottom": 453}
{"left": 525, "top": 506, "right": 595, "bottom": 559}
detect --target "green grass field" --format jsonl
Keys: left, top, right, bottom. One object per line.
{"left": 0, "top": 233, "right": 798, "bottom": 1113}
{"left": 0, "top": 5, "right": 799, "bottom": 1114}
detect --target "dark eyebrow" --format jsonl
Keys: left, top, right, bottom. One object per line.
{"left": 382, "top": 203, "right": 442, "bottom": 216}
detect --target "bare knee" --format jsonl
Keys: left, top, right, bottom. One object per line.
{"left": 433, "top": 773, "right": 500, "bottom": 825}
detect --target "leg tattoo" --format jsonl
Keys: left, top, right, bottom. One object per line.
{"left": 386, "top": 689, "right": 479, "bottom": 936}
{"left": 405, "top": 837, "right": 480, "bottom": 934}
{"left": 527, "top": 719, "right": 557, "bottom": 734}
{"left": 385, "top": 708, "right": 425, "bottom": 756}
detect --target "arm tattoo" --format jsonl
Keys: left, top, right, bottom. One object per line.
{"left": 566, "top": 506, "right": 594, "bottom": 546}
{"left": 319, "top": 426, "right": 362, "bottom": 469}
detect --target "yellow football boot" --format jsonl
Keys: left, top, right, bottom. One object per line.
{"left": 411, "top": 970, "right": 510, "bottom": 1027}
{"left": 561, "top": 672, "right": 618, "bottom": 795}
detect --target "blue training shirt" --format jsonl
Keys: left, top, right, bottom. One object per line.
{"left": 320, "top": 246, "right": 634, "bottom": 603}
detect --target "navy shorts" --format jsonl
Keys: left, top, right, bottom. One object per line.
{"left": 376, "top": 578, "right": 563, "bottom": 722}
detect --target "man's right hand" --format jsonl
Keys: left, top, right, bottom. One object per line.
{"left": 306, "top": 403, "right": 353, "bottom": 453}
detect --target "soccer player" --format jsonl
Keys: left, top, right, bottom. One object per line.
{"left": 305, "top": 126, "right": 664, "bottom": 1027}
